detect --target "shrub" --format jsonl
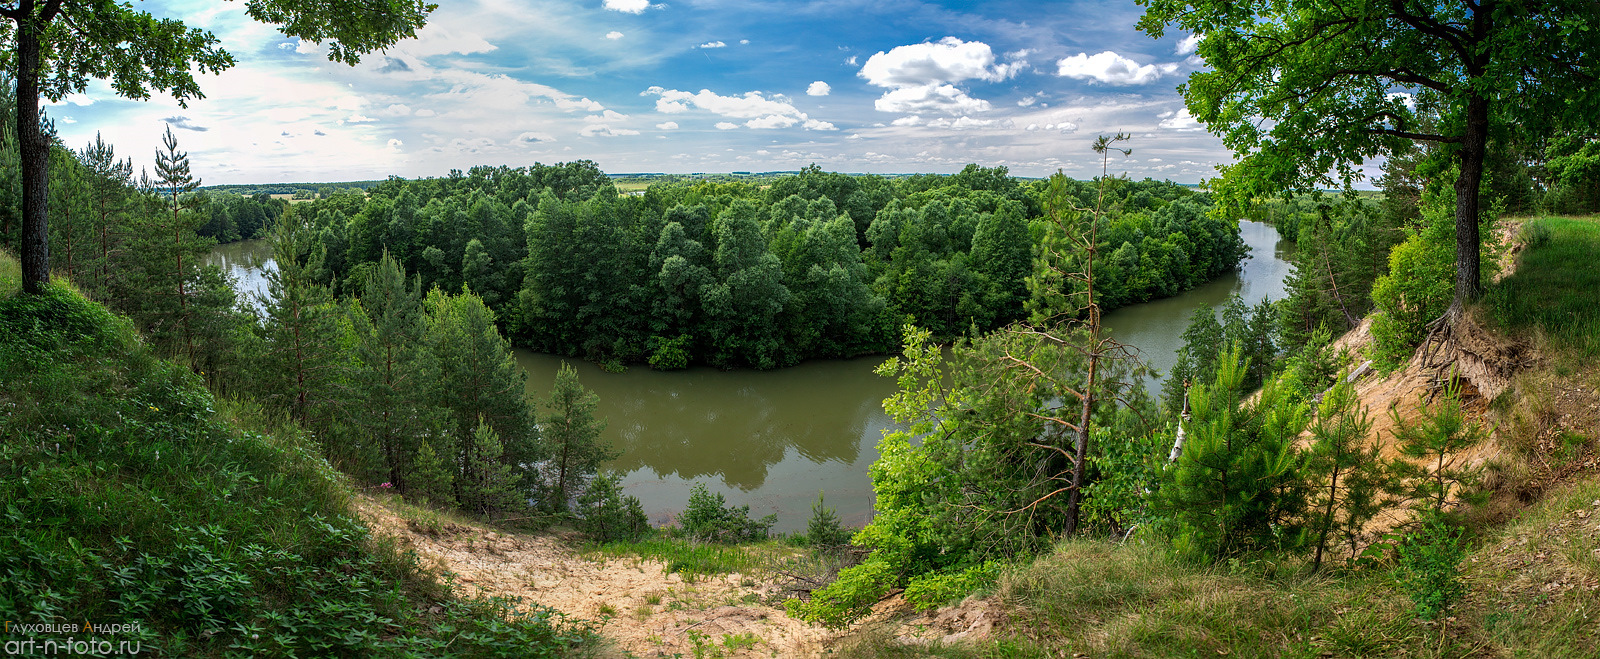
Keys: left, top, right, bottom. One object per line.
{"left": 903, "top": 561, "right": 1000, "bottom": 611}
{"left": 1368, "top": 219, "right": 1455, "bottom": 369}
{"left": 1393, "top": 516, "right": 1467, "bottom": 619}
{"left": 648, "top": 334, "right": 691, "bottom": 370}
{"left": 804, "top": 491, "right": 850, "bottom": 549}
{"left": 676, "top": 483, "right": 775, "bottom": 543}
{"left": 575, "top": 473, "right": 649, "bottom": 542}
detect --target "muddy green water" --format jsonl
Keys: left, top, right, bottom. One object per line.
{"left": 209, "top": 220, "right": 1292, "bottom": 532}
{"left": 204, "top": 238, "right": 274, "bottom": 310}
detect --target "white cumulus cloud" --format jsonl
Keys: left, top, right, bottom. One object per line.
{"left": 1176, "top": 34, "right": 1200, "bottom": 55}
{"left": 642, "top": 87, "right": 831, "bottom": 131}
{"left": 874, "top": 83, "right": 990, "bottom": 115}
{"left": 1057, "top": 51, "right": 1178, "bottom": 85}
{"left": 699, "top": 41, "right": 726, "bottom": 49}
{"left": 860, "top": 37, "right": 1019, "bottom": 87}
{"left": 606, "top": 31, "right": 624, "bottom": 40}
{"left": 603, "top": 0, "right": 649, "bottom": 14}
{"left": 1157, "top": 108, "right": 1203, "bottom": 131}
{"left": 891, "top": 115, "right": 922, "bottom": 126}
{"left": 807, "top": 81, "right": 831, "bottom": 96}
{"left": 859, "top": 37, "right": 1021, "bottom": 116}
{"left": 656, "top": 121, "right": 679, "bottom": 130}
{"left": 515, "top": 132, "right": 555, "bottom": 144}
{"left": 714, "top": 122, "right": 739, "bottom": 130}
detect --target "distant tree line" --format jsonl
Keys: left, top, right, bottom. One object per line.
{"left": 280, "top": 161, "right": 1245, "bottom": 369}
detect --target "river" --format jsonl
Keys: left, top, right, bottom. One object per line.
{"left": 208, "top": 219, "right": 1293, "bottom": 532}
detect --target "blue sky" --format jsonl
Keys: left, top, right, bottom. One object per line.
{"left": 50, "top": 0, "right": 1231, "bottom": 185}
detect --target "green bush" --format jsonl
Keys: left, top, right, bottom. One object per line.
{"left": 676, "top": 483, "right": 775, "bottom": 543}
{"left": 648, "top": 334, "right": 692, "bottom": 370}
{"left": 1393, "top": 516, "right": 1467, "bottom": 619}
{"left": 903, "top": 562, "right": 1000, "bottom": 611}
{"left": 1368, "top": 212, "right": 1455, "bottom": 369}
{"left": 575, "top": 473, "right": 650, "bottom": 542}
{"left": 805, "top": 491, "right": 851, "bottom": 549}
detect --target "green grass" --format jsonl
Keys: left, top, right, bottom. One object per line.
{"left": 1461, "top": 478, "right": 1600, "bottom": 657}
{"left": 0, "top": 256, "right": 597, "bottom": 657}
{"left": 1485, "top": 215, "right": 1600, "bottom": 357}
{"left": 833, "top": 540, "right": 1470, "bottom": 658}
{"left": 0, "top": 249, "right": 17, "bottom": 296}
{"left": 833, "top": 474, "right": 1600, "bottom": 658}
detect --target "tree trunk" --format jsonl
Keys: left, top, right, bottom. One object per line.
{"left": 1312, "top": 466, "right": 1341, "bottom": 572}
{"left": 17, "top": 12, "right": 50, "bottom": 295}
{"left": 1447, "top": 94, "right": 1489, "bottom": 321}
{"left": 1063, "top": 350, "right": 1097, "bottom": 535}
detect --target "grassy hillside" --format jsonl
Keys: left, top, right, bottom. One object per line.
{"left": 0, "top": 255, "right": 595, "bottom": 657}
{"left": 839, "top": 474, "right": 1600, "bottom": 658}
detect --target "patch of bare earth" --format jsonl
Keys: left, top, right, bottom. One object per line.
{"left": 355, "top": 497, "right": 838, "bottom": 657}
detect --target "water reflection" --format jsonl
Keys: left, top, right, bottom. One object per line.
{"left": 204, "top": 239, "right": 274, "bottom": 310}
{"left": 514, "top": 352, "right": 897, "bottom": 531}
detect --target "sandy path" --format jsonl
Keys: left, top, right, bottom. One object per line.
{"left": 356, "top": 496, "right": 837, "bottom": 657}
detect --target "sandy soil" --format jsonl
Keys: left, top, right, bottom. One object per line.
{"left": 355, "top": 497, "right": 839, "bottom": 657}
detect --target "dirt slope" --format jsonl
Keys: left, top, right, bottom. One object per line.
{"left": 356, "top": 497, "right": 837, "bottom": 657}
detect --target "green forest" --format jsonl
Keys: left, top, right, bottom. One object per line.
{"left": 289, "top": 161, "right": 1243, "bottom": 369}
{"left": 4, "top": 0, "right": 1600, "bottom": 656}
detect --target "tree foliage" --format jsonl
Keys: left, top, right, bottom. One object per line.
{"left": 274, "top": 163, "right": 1244, "bottom": 369}
{"left": 7, "top": 0, "right": 435, "bottom": 293}
{"left": 1139, "top": 0, "right": 1600, "bottom": 319}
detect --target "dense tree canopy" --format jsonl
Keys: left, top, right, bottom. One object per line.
{"left": 1139, "top": 0, "right": 1600, "bottom": 320}
{"left": 288, "top": 163, "right": 1245, "bottom": 369}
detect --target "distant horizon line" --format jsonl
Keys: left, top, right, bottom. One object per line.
{"left": 196, "top": 170, "right": 1212, "bottom": 191}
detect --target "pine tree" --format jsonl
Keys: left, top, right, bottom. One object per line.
{"left": 410, "top": 436, "right": 457, "bottom": 508}
{"left": 153, "top": 125, "right": 203, "bottom": 363}
{"left": 422, "top": 286, "right": 540, "bottom": 508}
{"left": 540, "top": 363, "right": 613, "bottom": 513}
{"left": 349, "top": 250, "right": 437, "bottom": 490}
{"left": 1163, "top": 306, "right": 1225, "bottom": 412}
{"left": 463, "top": 416, "right": 523, "bottom": 515}
{"left": 575, "top": 473, "right": 648, "bottom": 542}
{"left": 256, "top": 211, "right": 348, "bottom": 434}
{"left": 78, "top": 133, "right": 132, "bottom": 296}
{"left": 1153, "top": 348, "right": 1310, "bottom": 559}
{"left": 1304, "top": 378, "right": 1386, "bottom": 571}
{"left": 1388, "top": 379, "right": 1488, "bottom": 518}
{"left": 805, "top": 490, "right": 849, "bottom": 549}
